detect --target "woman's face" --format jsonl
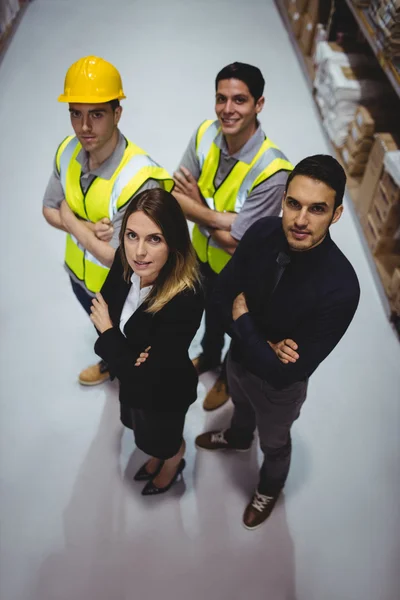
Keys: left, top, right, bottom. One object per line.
{"left": 124, "top": 211, "right": 169, "bottom": 286}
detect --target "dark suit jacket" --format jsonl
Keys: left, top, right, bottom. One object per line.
{"left": 94, "top": 249, "right": 204, "bottom": 411}
{"left": 213, "top": 217, "right": 360, "bottom": 389}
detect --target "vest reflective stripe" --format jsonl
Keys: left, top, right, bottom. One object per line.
{"left": 193, "top": 120, "right": 293, "bottom": 274}
{"left": 58, "top": 137, "right": 80, "bottom": 192}
{"left": 235, "top": 147, "right": 288, "bottom": 211}
{"left": 196, "top": 120, "right": 219, "bottom": 170}
{"left": 65, "top": 234, "right": 85, "bottom": 280}
{"left": 108, "top": 153, "right": 162, "bottom": 220}
{"left": 56, "top": 136, "right": 173, "bottom": 293}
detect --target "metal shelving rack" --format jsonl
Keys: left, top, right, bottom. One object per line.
{"left": 344, "top": 0, "right": 400, "bottom": 100}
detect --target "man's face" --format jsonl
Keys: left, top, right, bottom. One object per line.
{"left": 215, "top": 78, "right": 264, "bottom": 138}
{"left": 282, "top": 175, "right": 343, "bottom": 252}
{"left": 68, "top": 102, "right": 122, "bottom": 152}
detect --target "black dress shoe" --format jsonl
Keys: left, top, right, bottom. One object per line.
{"left": 141, "top": 459, "right": 186, "bottom": 496}
{"left": 134, "top": 460, "right": 164, "bottom": 482}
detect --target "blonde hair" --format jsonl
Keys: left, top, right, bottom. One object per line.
{"left": 119, "top": 188, "right": 200, "bottom": 313}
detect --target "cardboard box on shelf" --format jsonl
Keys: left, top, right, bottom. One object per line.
{"left": 355, "top": 106, "right": 376, "bottom": 137}
{"left": 346, "top": 127, "right": 373, "bottom": 155}
{"left": 374, "top": 254, "right": 400, "bottom": 297}
{"left": 356, "top": 133, "right": 399, "bottom": 220}
{"left": 295, "top": 0, "right": 309, "bottom": 12}
{"left": 289, "top": 8, "right": 303, "bottom": 38}
{"left": 299, "top": 13, "right": 316, "bottom": 56}
{"left": 381, "top": 170, "right": 400, "bottom": 207}
{"left": 307, "top": 0, "right": 332, "bottom": 24}
{"left": 363, "top": 214, "right": 382, "bottom": 253}
{"left": 389, "top": 267, "right": 400, "bottom": 299}
{"left": 349, "top": 121, "right": 373, "bottom": 146}
{"left": 286, "top": 0, "right": 308, "bottom": 12}
{"left": 392, "top": 292, "right": 400, "bottom": 316}
{"left": 355, "top": 104, "right": 400, "bottom": 138}
{"left": 375, "top": 180, "right": 400, "bottom": 221}
{"left": 362, "top": 213, "right": 400, "bottom": 255}
{"left": 341, "top": 146, "right": 369, "bottom": 176}
{"left": 371, "top": 193, "right": 400, "bottom": 236}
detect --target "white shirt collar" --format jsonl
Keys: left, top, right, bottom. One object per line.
{"left": 130, "top": 271, "right": 153, "bottom": 294}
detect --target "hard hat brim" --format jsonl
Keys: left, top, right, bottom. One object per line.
{"left": 58, "top": 93, "right": 126, "bottom": 103}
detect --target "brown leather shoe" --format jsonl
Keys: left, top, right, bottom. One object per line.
{"left": 243, "top": 491, "right": 280, "bottom": 530}
{"left": 78, "top": 361, "right": 110, "bottom": 386}
{"left": 203, "top": 378, "right": 229, "bottom": 411}
{"left": 195, "top": 430, "right": 251, "bottom": 452}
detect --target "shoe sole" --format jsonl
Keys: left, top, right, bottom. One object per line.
{"left": 78, "top": 376, "right": 110, "bottom": 386}
{"left": 242, "top": 519, "right": 269, "bottom": 531}
{"left": 195, "top": 443, "right": 251, "bottom": 453}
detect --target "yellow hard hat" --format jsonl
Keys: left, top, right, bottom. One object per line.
{"left": 58, "top": 56, "right": 126, "bottom": 103}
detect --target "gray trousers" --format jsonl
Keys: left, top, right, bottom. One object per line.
{"left": 225, "top": 353, "right": 308, "bottom": 495}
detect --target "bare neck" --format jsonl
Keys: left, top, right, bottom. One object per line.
{"left": 225, "top": 121, "right": 258, "bottom": 156}
{"left": 89, "top": 129, "right": 119, "bottom": 170}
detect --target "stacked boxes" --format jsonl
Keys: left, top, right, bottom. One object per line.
{"left": 369, "top": 0, "right": 400, "bottom": 59}
{"left": 356, "top": 132, "right": 399, "bottom": 221}
{"left": 341, "top": 105, "right": 397, "bottom": 177}
{"left": 361, "top": 147, "right": 400, "bottom": 315}
{"left": 390, "top": 267, "right": 400, "bottom": 313}
{"left": 287, "top": 1, "right": 331, "bottom": 54}
{"left": 0, "top": 0, "right": 22, "bottom": 42}
{"left": 314, "top": 42, "right": 391, "bottom": 147}
{"left": 371, "top": 179, "right": 400, "bottom": 237}
{"left": 288, "top": 0, "right": 304, "bottom": 38}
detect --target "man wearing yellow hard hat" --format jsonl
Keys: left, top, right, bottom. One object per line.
{"left": 43, "top": 56, "right": 173, "bottom": 386}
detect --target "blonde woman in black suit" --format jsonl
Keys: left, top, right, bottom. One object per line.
{"left": 90, "top": 188, "right": 203, "bottom": 495}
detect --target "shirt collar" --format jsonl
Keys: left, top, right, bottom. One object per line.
{"left": 76, "top": 130, "right": 127, "bottom": 179}
{"left": 214, "top": 121, "right": 266, "bottom": 164}
{"left": 130, "top": 270, "right": 153, "bottom": 294}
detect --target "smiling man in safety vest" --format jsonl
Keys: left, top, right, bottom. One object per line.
{"left": 173, "top": 62, "right": 292, "bottom": 411}
{"left": 43, "top": 56, "right": 173, "bottom": 386}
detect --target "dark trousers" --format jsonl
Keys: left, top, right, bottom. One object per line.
{"left": 70, "top": 277, "right": 93, "bottom": 316}
{"left": 225, "top": 353, "right": 308, "bottom": 495}
{"left": 70, "top": 277, "right": 108, "bottom": 370}
{"left": 199, "top": 261, "right": 228, "bottom": 383}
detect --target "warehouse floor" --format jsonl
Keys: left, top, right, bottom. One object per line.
{"left": 0, "top": 1, "right": 400, "bottom": 599}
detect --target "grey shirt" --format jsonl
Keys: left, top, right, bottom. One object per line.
{"left": 43, "top": 130, "right": 160, "bottom": 250}
{"left": 178, "top": 123, "right": 289, "bottom": 241}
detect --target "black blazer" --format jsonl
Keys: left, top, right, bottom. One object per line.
{"left": 94, "top": 250, "right": 204, "bottom": 411}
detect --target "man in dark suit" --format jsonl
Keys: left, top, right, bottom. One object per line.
{"left": 196, "top": 155, "right": 360, "bottom": 530}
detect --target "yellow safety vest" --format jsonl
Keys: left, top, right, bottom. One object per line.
{"left": 192, "top": 120, "right": 293, "bottom": 274}
{"left": 56, "top": 135, "right": 174, "bottom": 294}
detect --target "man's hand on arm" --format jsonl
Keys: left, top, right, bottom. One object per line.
{"left": 232, "top": 292, "right": 249, "bottom": 321}
{"left": 43, "top": 206, "right": 69, "bottom": 232}
{"left": 232, "top": 293, "right": 298, "bottom": 364}
{"left": 268, "top": 339, "right": 299, "bottom": 365}
{"left": 173, "top": 166, "right": 203, "bottom": 204}
{"left": 208, "top": 227, "right": 239, "bottom": 255}
{"left": 172, "top": 166, "right": 237, "bottom": 232}
{"left": 43, "top": 204, "right": 114, "bottom": 243}
{"left": 94, "top": 218, "right": 114, "bottom": 242}
{"left": 59, "top": 201, "right": 115, "bottom": 267}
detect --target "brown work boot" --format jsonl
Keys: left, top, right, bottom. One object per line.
{"left": 242, "top": 490, "right": 280, "bottom": 530}
{"left": 195, "top": 430, "right": 251, "bottom": 452}
{"left": 203, "top": 377, "right": 229, "bottom": 411}
{"left": 192, "top": 354, "right": 220, "bottom": 376}
{"left": 78, "top": 360, "right": 110, "bottom": 386}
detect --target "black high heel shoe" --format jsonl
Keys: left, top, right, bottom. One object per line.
{"left": 134, "top": 460, "right": 165, "bottom": 482}
{"left": 141, "top": 459, "right": 186, "bottom": 496}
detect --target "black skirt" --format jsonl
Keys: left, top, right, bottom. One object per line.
{"left": 120, "top": 403, "right": 187, "bottom": 460}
